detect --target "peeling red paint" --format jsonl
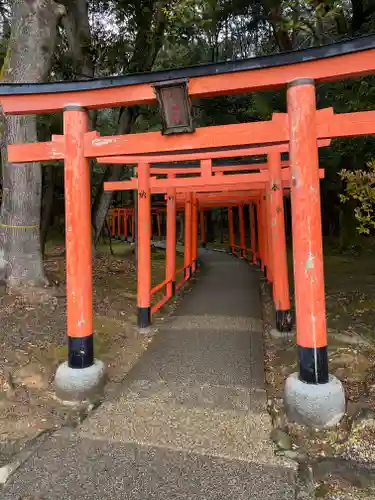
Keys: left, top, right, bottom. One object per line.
{"left": 184, "top": 193, "right": 193, "bottom": 280}
{"left": 238, "top": 205, "right": 246, "bottom": 258}
{"left": 137, "top": 163, "right": 151, "bottom": 309}
{"left": 191, "top": 196, "right": 198, "bottom": 272}
{"left": 166, "top": 183, "right": 176, "bottom": 300}
{"left": 268, "top": 150, "right": 291, "bottom": 311}
{"left": 288, "top": 81, "right": 327, "bottom": 349}
{"left": 64, "top": 109, "right": 93, "bottom": 339}
{"left": 249, "top": 203, "right": 257, "bottom": 264}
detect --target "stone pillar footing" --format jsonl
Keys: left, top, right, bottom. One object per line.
{"left": 284, "top": 372, "right": 345, "bottom": 428}
{"left": 55, "top": 359, "right": 106, "bottom": 404}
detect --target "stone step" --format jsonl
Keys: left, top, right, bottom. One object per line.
{"left": 167, "top": 314, "right": 263, "bottom": 333}
{"left": 118, "top": 379, "right": 267, "bottom": 413}
{"left": 80, "top": 388, "right": 284, "bottom": 466}
{"left": 2, "top": 434, "right": 296, "bottom": 500}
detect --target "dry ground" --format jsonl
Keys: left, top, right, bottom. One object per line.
{"left": 261, "top": 240, "right": 375, "bottom": 499}
{"left": 0, "top": 240, "right": 184, "bottom": 465}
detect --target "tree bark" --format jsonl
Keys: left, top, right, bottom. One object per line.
{"left": 261, "top": 1, "right": 293, "bottom": 52}
{"left": 40, "top": 164, "right": 55, "bottom": 257}
{"left": 60, "top": 0, "right": 93, "bottom": 79}
{"left": 92, "top": 107, "right": 138, "bottom": 245}
{"left": 59, "top": 0, "right": 97, "bottom": 128}
{"left": 0, "top": 0, "right": 65, "bottom": 289}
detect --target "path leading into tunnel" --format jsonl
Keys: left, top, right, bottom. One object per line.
{"left": 3, "top": 251, "right": 295, "bottom": 499}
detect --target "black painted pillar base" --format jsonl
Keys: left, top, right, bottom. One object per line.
{"left": 263, "top": 265, "right": 267, "bottom": 278}
{"left": 138, "top": 307, "right": 151, "bottom": 329}
{"left": 276, "top": 309, "right": 293, "bottom": 332}
{"left": 68, "top": 334, "right": 94, "bottom": 369}
{"left": 202, "top": 242, "right": 207, "bottom": 248}
{"left": 298, "top": 345, "right": 329, "bottom": 384}
{"left": 171, "top": 281, "right": 176, "bottom": 297}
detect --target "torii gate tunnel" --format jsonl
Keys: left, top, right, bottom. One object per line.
{"left": 3, "top": 35, "right": 375, "bottom": 425}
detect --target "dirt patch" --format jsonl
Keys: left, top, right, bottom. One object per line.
{"left": 0, "top": 241, "right": 184, "bottom": 465}
{"left": 261, "top": 244, "right": 375, "bottom": 499}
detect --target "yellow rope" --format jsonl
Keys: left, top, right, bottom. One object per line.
{"left": 0, "top": 223, "right": 40, "bottom": 229}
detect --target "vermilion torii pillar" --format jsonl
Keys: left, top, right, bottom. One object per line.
{"left": 260, "top": 196, "right": 269, "bottom": 277}
{"left": 166, "top": 186, "right": 177, "bottom": 299}
{"left": 265, "top": 190, "right": 274, "bottom": 284}
{"left": 191, "top": 195, "right": 198, "bottom": 273}
{"left": 55, "top": 106, "right": 105, "bottom": 402}
{"left": 268, "top": 151, "right": 292, "bottom": 332}
{"left": 256, "top": 199, "right": 264, "bottom": 270}
{"left": 137, "top": 162, "right": 152, "bottom": 330}
{"left": 249, "top": 203, "right": 257, "bottom": 264}
{"left": 184, "top": 193, "right": 193, "bottom": 279}
{"left": 285, "top": 79, "right": 345, "bottom": 428}
{"left": 238, "top": 204, "right": 246, "bottom": 258}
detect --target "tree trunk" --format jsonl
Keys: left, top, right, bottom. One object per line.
{"left": 268, "top": 6, "right": 293, "bottom": 51}
{"left": 60, "top": 0, "right": 93, "bottom": 79}
{"left": 60, "top": 0, "right": 95, "bottom": 133}
{"left": 0, "top": 0, "right": 65, "bottom": 289}
{"left": 60, "top": 0, "right": 96, "bottom": 133}
{"left": 92, "top": 108, "right": 139, "bottom": 245}
{"left": 40, "top": 164, "right": 55, "bottom": 257}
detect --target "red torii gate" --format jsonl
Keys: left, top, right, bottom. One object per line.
{"left": 107, "top": 158, "right": 293, "bottom": 241}
{"left": 101, "top": 149, "right": 324, "bottom": 332}
{"left": 2, "top": 36, "right": 375, "bottom": 427}
{"left": 108, "top": 155, "right": 294, "bottom": 240}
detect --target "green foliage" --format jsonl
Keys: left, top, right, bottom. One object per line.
{"left": 340, "top": 161, "right": 375, "bottom": 234}
{"left": 1, "top": 0, "right": 375, "bottom": 246}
